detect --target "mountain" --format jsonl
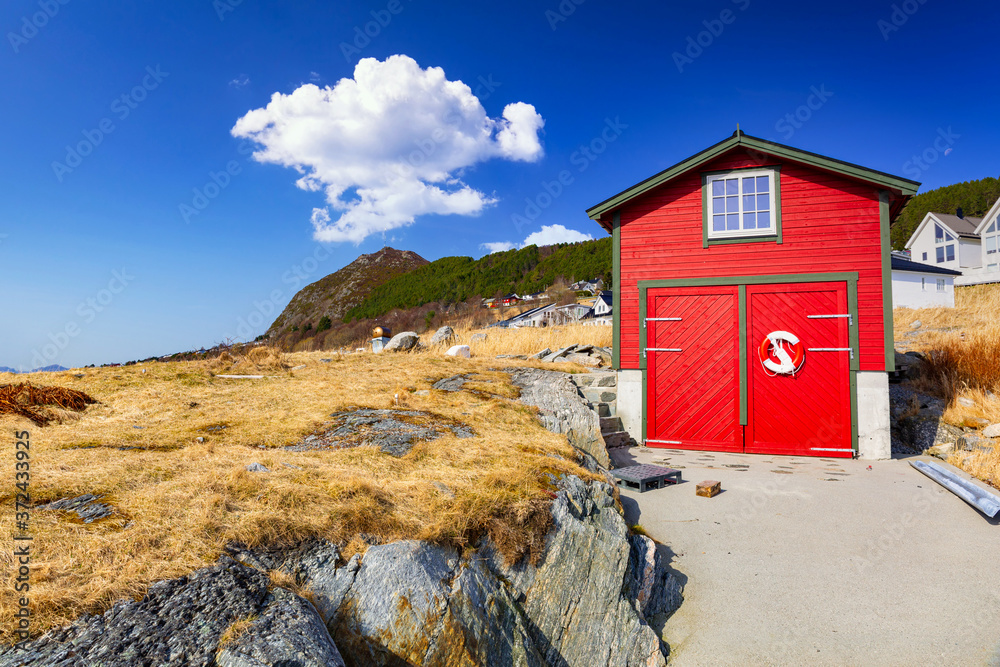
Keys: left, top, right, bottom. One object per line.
{"left": 343, "top": 238, "right": 612, "bottom": 323}
{"left": 891, "top": 176, "right": 1000, "bottom": 249}
{"left": 0, "top": 367, "right": 18, "bottom": 374}
{"left": 32, "top": 365, "right": 68, "bottom": 373}
{"left": 267, "top": 247, "right": 429, "bottom": 338}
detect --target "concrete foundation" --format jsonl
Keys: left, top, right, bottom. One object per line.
{"left": 856, "top": 370, "right": 892, "bottom": 460}
{"left": 617, "top": 370, "right": 644, "bottom": 443}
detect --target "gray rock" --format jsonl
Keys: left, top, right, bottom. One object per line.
{"left": 925, "top": 442, "right": 955, "bottom": 459}
{"left": 383, "top": 331, "right": 419, "bottom": 352}
{"left": 430, "top": 326, "right": 455, "bottom": 346}
{"left": 983, "top": 424, "right": 1000, "bottom": 439}
{"left": 958, "top": 434, "right": 989, "bottom": 452}
{"left": 287, "top": 408, "right": 473, "bottom": 457}
{"left": 957, "top": 397, "right": 976, "bottom": 408}
{"left": 910, "top": 320, "right": 922, "bottom": 329}
{"left": 38, "top": 494, "right": 113, "bottom": 523}
{"left": 528, "top": 348, "right": 551, "bottom": 360}
{"left": 542, "top": 345, "right": 578, "bottom": 362}
{"left": 566, "top": 353, "right": 602, "bottom": 367}
{"left": 471, "top": 333, "right": 488, "bottom": 342}
{"left": 897, "top": 418, "right": 964, "bottom": 454}
{"left": 245, "top": 462, "right": 270, "bottom": 473}
{"left": 217, "top": 587, "right": 345, "bottom": 667}
{"left": 432, "top": 374, "right": 469, "bottom": 392}
{"left": 483, "top": 476, "right": 671, "bottom": 666}
{"left": 0, "top": 557, "right": 274, "bottom": 667}
{"left": 509, "top": 367, "right": 611, "bottom": 468}
{"left": 290, "top": 478, "right": 674, "bottom": 667}
{"left": 496, "top": 354, "right": 529, "bottom": 360}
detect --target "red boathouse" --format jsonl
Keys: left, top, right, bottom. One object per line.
{"left": 587, "top": 131, "right": 919, "bottom": 459}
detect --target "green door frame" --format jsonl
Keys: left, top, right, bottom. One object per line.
{"left": 639, "top": 272, "right": 860, "bottom": 454}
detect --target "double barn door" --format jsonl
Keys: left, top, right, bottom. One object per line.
{"left": 645, "top": 282, "right": 853, "bottom": 458}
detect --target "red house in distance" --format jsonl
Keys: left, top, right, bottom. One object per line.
{"left": 587, "top": 130, "right": 919, "bottom": 460}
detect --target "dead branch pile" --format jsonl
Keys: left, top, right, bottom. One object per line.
{"left": 0, "top": 383, "right": 98, "bottom": 426}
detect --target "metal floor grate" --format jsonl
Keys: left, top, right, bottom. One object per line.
{"left": 611, "top": 464, "right": 682, "bottom": 492}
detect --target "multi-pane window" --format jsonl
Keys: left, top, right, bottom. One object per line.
{"left": 934, "top": 224, "right": 955, "bottom": 264}
{"left": 936, "top": 279, "right": 946, "bottom": 293}
{"left": 706, "top": 170, "right": 776, "bottom": 238}
{"left": 986, "top": 219, "right": 998, "bottom": 260}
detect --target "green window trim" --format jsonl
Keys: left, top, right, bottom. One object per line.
{"left": 701, "top": 166, "right": 783, "bottom": 248}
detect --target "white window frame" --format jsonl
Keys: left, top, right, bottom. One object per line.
{"left": 985, "top": 218, "right": 998, "bottom": 263}
{"left": 934, "top": 223, "right": 956, "bottom": 264}
{"left": 705, "top": 169, "right": 778, "bottom": 240}
{"left": 936, "top": 278, "right": 946, "bottom": 293}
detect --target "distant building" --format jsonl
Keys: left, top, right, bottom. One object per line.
{"left": 890, "top": 251, "right": 962, "bottom": 308}
{"left": 570, "top": 278, "right": 604, "bottom": 294}
{"left": 593, "top": 290, "right": 613, "bottom": 316}
{"left": 903, "top": 200, "right": 1000, "bottom": 286}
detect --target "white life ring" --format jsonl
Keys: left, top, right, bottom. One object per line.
{"left": 759, "top": 330, "right": 805, "bottom": 375}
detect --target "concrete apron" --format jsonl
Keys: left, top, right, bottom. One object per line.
{"left": 610, "top": 447, "right": 1000, "bottom": 666}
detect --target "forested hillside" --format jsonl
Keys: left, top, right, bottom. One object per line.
{"left": 892, "top": 176, "right": 1000, "bottom": 249}
{"left": 342, "top": 238, "right": 612, "bottom": 322}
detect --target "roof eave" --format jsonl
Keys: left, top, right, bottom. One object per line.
{"left": 587, "top": 133, "right": 921, "bottom": 224}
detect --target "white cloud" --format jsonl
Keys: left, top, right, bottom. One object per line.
{"left": 229, "top": 74, "right": 250, "bottom": 88}
{"left": 309, "top": 71, "right": 321, "bottom": 82}
{"left": 484, "top": 224, "right": 594, "bottom": 253}
{"left": 480, "top": 241, "right": 516, "bottom": 254}
{"left": 522, "top": 224, "right": 593, "bottom": 247}
{"left": 231, "top": 55, "right": 545, "bottom": 244}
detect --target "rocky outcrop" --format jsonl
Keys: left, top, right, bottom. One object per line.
{"left": 430, "top": 326, "right": 456, "bottom": 346}
{"left": 275, "top": 475, "right": 676, "bottom": 666}
{"left": 509, "top": 367, "right": 610, "bottom": 468}
{"left": 0, "top": 557, "right": 338, "bottom": 667}
{"left": 287, "top": 408, "right": 474, "bottom": 457}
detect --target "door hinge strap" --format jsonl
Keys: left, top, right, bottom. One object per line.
{"left": 810, "top": 448, "right": 855, "bottom": 453}
{"left": 644, "top": 317, "right": 682, "bottom": 329}
{"left": 646, "top": 439, "right": 683, "bottom": 445}
{"left": 807, "top": 314, "right": 853, "bottom": 326}
{"left": 643, "top": 348, "right": 682, "bottom": 358}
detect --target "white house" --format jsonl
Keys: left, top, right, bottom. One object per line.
{"left": 957, "top": 196, "right": 1000, "bottom": 285}
{"left": 891, "top": 252, "right": 962, "bottom": 308}
{"left": 905, "top": 209, "right": 983, "bottom": 273}
{"left": 593, "top": 290, "right": 613, "bottom": 316}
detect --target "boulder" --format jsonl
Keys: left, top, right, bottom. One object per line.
{"left": 925, "top": 442, "right": 955, "bottom": 459}
{"left": 542, "top": 345, "right": 578, "bottom": 363}
{"left": 245, "top": 462, "right": 269, "bottom": 473}
{"left": 983, "top": 424, "right": 1000, "bottom": 439}
{"left": 958, "top": 434, "right": 989, "bottom": 452}
{"left": 446, "top": 345, "right": 471, "bottom": 358}
{"left": 430, "top": 326, "right": 456, "bottom": 346}
{"left": 566, "top": 353, "right": 602, "bottom": 367}
{"left": 528, "top": 348, "right": 551, "bottom": 360}
{"left": 217, "top": 587, "right": 346, "bottom": 667}
{"left": 508, "top": 367, "right": 610, "bottom": 468}
{"left": 910, "top": 320, "right": 922, "bottom": 329}
{"left": 957, "top": 397, "right": 976, "bottom": 408}
{"left": 471, "top": 333, "right": 488, "bottom": 342}
{"left": 384, "top": 332, "right": 419, "bottom": 352}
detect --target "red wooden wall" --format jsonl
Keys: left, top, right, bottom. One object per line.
{"left": 618, "top": 148, "right": 888, "bottom": 372}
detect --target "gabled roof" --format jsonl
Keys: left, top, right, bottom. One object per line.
{"left": 891, "top": 255, "right": 962, "bottom": 276}
{"left": 596, "top": 290, "right": 613, "bottom": 303}
{"left": 905, "top": 211, "right": 983, "bottom": 249}
{"left": 974, "top": 196, "right": 1000, "bottom": 235}
{"left": 586, "top": 130, "right": 920, "bottom": 230}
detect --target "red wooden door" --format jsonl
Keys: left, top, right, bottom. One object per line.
{"left": 646, "top": 287, "right": 742, "bottom": 452}
{"left": 745, "top": 283, "right": 853, "bottom": 457}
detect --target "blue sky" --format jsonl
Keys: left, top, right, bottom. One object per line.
{"left": 2, "top": 0, "right": 998, "bottom": 369}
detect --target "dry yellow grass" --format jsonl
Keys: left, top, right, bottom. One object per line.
{"left": 445, "top": 323, "right": 612, "bottom": 358}
{"left": 894, "top": 283, "right": 1000, "bottom": 487}
{"left": 0, "top": 349, "right": 597, "bottom": 644}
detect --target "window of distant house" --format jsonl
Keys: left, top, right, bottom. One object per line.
{"left": 937, "top": 279, "right": 946, "bottom": 293}
{"left": 934, "top": 223, "right": 956, "bottom": 263}
{"left": 921, "top": 277, "right": 927, "bottom": 291}
{"left": 985, "top": 219, "right": 998, "bottom": 269}
{"left": 922, "top": 252, "right": 928, "bottom": 261}
{"left": 706, "top": 169, "right": 777, "bottom": 239}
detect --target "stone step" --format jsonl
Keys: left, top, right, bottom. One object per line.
{"left": 572, "top": 372, "right": 617, "bottom": 388}
{"left": 591, "top": 401, "right": 616, "bottom": 418}
{"left": 602, "top": 431, "right": 631, "bottom": 449}
{"left": 600, "top": 416, "right": 622, "bottom": 433}
{"left": 582, "top": 387, "right": 618, "bottom": 404}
